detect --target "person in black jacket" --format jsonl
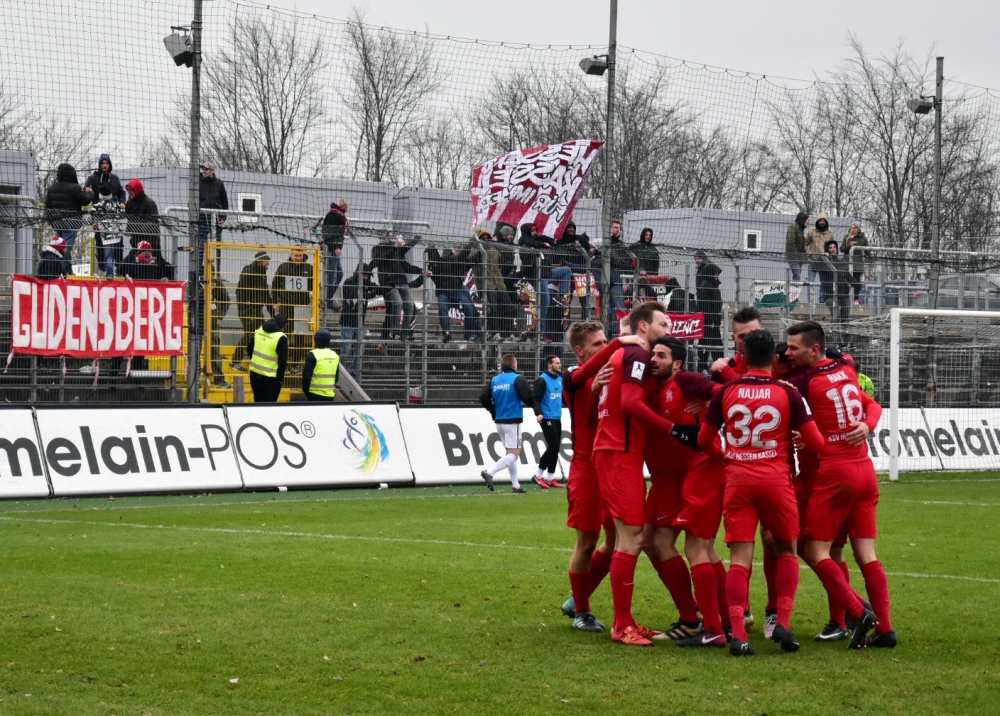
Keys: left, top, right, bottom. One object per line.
{"left": 120, "top": 241, "right": 172, "bottom": 281}
{"left": 339, "top": 263, "right": 376, "bottom": 375}
{"left": 694, "top": 250, "right": 723, "bottom": 363}
{"left": 302, "top": 328, "right": 340, "bottom": 401}
{"left": 603, "top": 219, "right": 634, "bottom": 336}
{"left": 233, "top": 251, "right": 272, "bottom": 371}
{"left": 371, "top": 233, "right": 425, "bottom": 340}
{"left": 426, "top": 245, "right": 482, "bottom": 342}
{"left": 632, "top": 227, "right": 659, "bottom": 276}
{"left": 124, "top": 178, "right": 160, "bottom": 252}
{"left": 84, "top": 154, "right": 126, "bottom": 207}
{"left": 36, "top": 236, "right": 68, "bottom": 279}
{"left": 247, "top": 314, "right": 288, "bottom": 403}
{"left": 198, "top": 165, "right": 228, "bottom": 248}
{"left": 321, "top": 200, "right": 348, "bottom": 308}
{"left": 271, "top": 249, "right": 314, "bottom": 369}
{"left": 90, "top": 184, "right": 126, "bottom": 278}
{"left": 45, "top": 163, "right": 91, "bottom": 273}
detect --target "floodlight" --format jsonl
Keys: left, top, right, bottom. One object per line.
{"left": 579, "top": 56, "right": 609, "bottom": 76}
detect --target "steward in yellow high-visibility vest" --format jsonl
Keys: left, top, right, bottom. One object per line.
{"left": 247, "top": 313, "right": 288, "bottom": 403}
{"left": 303, "top": 328, "right": 341, "bottom": 402}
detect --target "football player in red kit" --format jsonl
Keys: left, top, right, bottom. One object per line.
{"left": 594, "top": 301, "right": 679, "bottom": 647}
{"left": 647, "top": 336, "right": 734, "bottom": 648}
{"left": 559, "top": 322, "right": 643, "bottom": 633}
{"left": 785, "top": 320, "right": 891, "bottom": 649}
{"left": 699, "top": 329, "right": 825, "bottom": 656}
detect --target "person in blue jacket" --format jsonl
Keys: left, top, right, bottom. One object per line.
{"left": 478, "top": 353, "right": 534, "bottom": 493}
{"left": 532, "top": 354, "right": 565, "bottom": 489}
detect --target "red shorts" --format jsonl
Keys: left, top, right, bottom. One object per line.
{"left": 566, "top": 453, "right": 608, "bottom": 533}
{"left": 806, "top": 460, "right": 879, "bottom": 542}
{"left": 644, "top": 470, "right": 685, "bottom": 528}
{"left": 673, "top": 456, "right": 726, "bottom": 540}
{"left": 595, "top": 450, "right": 647, "bottom": 527}
{"left": 724, "top": 482, "right": 799, "bottom": 544}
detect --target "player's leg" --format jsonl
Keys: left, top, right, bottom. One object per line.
{"left": 564, "top": 454, "right": 609, "bottom": 631}
{"left": 760, "top": 531, "right": 779, "bottom": 637}
{"left": 759, "top": 485, "right": 803, "bottom": 653}
{"left": 566, "top": 528, "right": 603, "bottom": 631}
{"left": 545, "top": 420, "right": 564, "bottom": 487}
{"left": 849, "top": 467, "right": 894, "bottom": 647}
{"left": 727, "top": 541, "right": 756, "bottom": 656}
{"left": 610, "top": 519, "right": 651, "bottom": 644}
{"left": 481, "top": 426, "right": 522, "bottom": 491}
{"left": 647, "top": 524, "right": 700, "bottom": 637}
{"left": 675, "top": 534, "right": 725, "bottom": 647}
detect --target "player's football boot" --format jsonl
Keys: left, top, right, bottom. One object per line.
{"left": 561, "top": 594, "right": 576, "bottom": 619}
{"left": 480, "top": 470, "right": 494, "bottom": 491}
{"left": 743, "top": 609, "right": 755, "bottom": 628}
{"left": 762, "top": 611, "right": 778, "bottom": 640}
{"left": 634, "top": 623, "right": 665, "bottom": 641}
{"left": 770, "top": 624, "right": 801, "bottom": 653}
{"left": 729, "top": 637, "right": 756, "bottom": 657}
{"left": 512, "top": 486, "right": 527, "bottom": 494}
{"left": 846, "top": 599, "right": 874, "bottom": 630}
{"left": 675, "top": 630, "right": 726, "bottom": 648}
{"left": 572, "top": 612, "right": 605, "bottom": 633}
{"left": 661, "top": 619, "right": 701, "bottom": 640}
{"left": 548, "top": 479, "right": 565, "bottom": 488}
{"left": 532, "top": 476, "right": 551, "bottom": 489}
{"left": 611, "top": 625, "right": 654, "bottom": 647}
{"left": 813, "top": 621, "right": 850, "bottom": 642}
{"left": 865, "top": 629, "right": 898, "bottom": 648}
{"left": 848, "top": 608, "right": 879, "bottom": 650}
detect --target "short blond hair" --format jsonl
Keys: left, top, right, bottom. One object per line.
{"left": 567, "top": 321, "right": 605, "bottom": 349}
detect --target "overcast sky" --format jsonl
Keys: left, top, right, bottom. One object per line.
{"left": 264, "top": 0, "right": 1000, "bottom": 90}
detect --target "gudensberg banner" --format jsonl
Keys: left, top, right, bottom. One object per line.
{"left": 11, "top": 275, "right": 185, "bottom": 357}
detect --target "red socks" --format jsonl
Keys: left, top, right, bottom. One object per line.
{"left": 775, "top": 555, "right": 800, "bottom": 630}
{"left": 726, "top": 564, "right": 750, "bottom": 642}
{"left": 712, "top": 560, "right": 731, "bottom": 628}
{"left": 610, "top": 551, "right": 638, "bottom": 632}
{"left": 828, "top": 560, "right": 851, "bottom": 628}
{"left": 691, "top": 563, "right": 722, "bottom": 634}
{"left": 569, "top": 548, "right": 614, "bottom": 615}
{"left": 651, "top": 555, "right": 700, "bottom": 623}
{"left": 588, "top": 548, "right": 613, "bottom": 593}
{"left": 860, "top": 560, "right": 893, "bottom": 633}
{"left": 815, "top": 558, "right": 863, "bottom": 620}
{"left": 763, "top": 551, "right": 778, "bottom": 613}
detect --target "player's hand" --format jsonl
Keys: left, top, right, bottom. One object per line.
{"left": 791, "top": 430, "right": 805, "bottom": 451}
{"left": 684, "top": 398, "right": 709, "bottom": 414}
{"left": 844, "top": 422, "right": 872, "bottom": 445}
{"left": 710, "top": 358, "right": 729, "bottom": 374}
{"left": 537, "top": 414, "right": 543, "bottom": 423}
{"left": 618, "top": 334, "right": 642, "bottom": 346}
{"left": 592, "top": 364, "right": 614, "bottom": 393}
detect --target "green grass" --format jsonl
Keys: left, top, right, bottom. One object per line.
{"left": 2, "top": 474, "right": 999, "bottom": 715}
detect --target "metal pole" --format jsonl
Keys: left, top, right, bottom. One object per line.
{"left": 889, "top": 308, "right": 900, "bottom": 481}
{"left": 186, "top": 0, "right": 204, "bottom": 404}
{"left": 603, "top": 0, "right": 617, "bottom": 235}
{"left": 925, "top": 57, "right": 944, "bottom": 406}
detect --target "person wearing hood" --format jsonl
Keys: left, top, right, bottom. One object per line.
{"left": 36, "top": 236, "right": 68, "bottom": 280}
{"left": 426, "top": 242, "right": 482, "bottom": 343}
{"left": 805, "top": 213, "right": 836, "bottom": 302}
{"left": 631, "top": 227, "right": 659, "bottom": 276}
{"left": 302, "top": 328, "right": 341, "bottom": 402}
{"left": 841, "top": 223, "right": 869, "bottom": 301}
{"left": 322, "top": 200, "right": 349, "bottom": 308}
{"left": 121, "top": 240, "right": 170, "bottom": 281}
{"left": 124, "top": 178, "right": 160, "bottom": 253}
{"left": 247, "top": 312, "right": 288, "bottom": 403}
{"left": 90, "top": 182, "right": 125, "bottom": 278}
{"left": 518, "top": 219, "right": 572, "bottom": 340}
{"left": 823, "top": 239, "right": 853, "bottom": 322}
{"left": 234, "top": 251, "right": 273, "bottom": 371}
{"left": 785, "top": 211, "right": 809, "bottom": 281}
{"left": 44, "top": 163, "right": 91, "bottom": 272}
{"left": 84, "top": 154, "right": 126, "bottom": 207}
{"left": 554, "top": 220, "right": 601, "bottom": 308}
{"left": 695, "top": 250, "right": 724, "bottom": 362}
{"left": 479, "top": 229, "right": 516, "bottom": 340}
{"left": 371, "top": 233, "right": 425, "bottom": 341}
{"left": 340, "top": 262, "right": 377, "bottom": 375}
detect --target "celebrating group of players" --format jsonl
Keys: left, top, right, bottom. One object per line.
{"left": 492, "top": 301, "right": 896, "bottom": 656}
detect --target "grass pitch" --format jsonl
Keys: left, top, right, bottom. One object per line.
{"left": 2, "top": 474, "right": 999, "bottom": 715}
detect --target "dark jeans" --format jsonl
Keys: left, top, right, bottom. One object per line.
{"left": 438, "top": 289, "right": 481, "bottom": 335}
{"left": 325, "top": 252, "right": 343, "bottom": 302}
{"left": 384, "top": 286, "right": 415, "bottom": 339}
{"left": 538, "top": 418, "right": 562, "bottom": 473}
{"left": 485, "top": 289, "right": 515, "bottom": 336}
{"left": 249, "top": 371, "right": 282, "bottom": 402}
{"left": 340, "top": 326, "right": 365, "bottom": 374}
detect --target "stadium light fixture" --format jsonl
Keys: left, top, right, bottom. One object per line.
{"left": 163, "top": 26, "right": 193, "bottom": 68}
{"left": 579, "top": 55, "right": 609, "bottom": 76}
{"left": 907, "top": 97, "right": 934, "bottom": 115}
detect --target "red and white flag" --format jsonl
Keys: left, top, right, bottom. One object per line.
{"left": 470, "top": 139, "right": 603, "bottom": 238}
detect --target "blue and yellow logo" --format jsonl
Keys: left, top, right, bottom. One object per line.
{"left": 342, "top": 410, "right": 389, "bottom": 475}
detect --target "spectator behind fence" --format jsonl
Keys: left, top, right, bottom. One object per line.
{"left": 36, "top": 236, "right": 68, "bottom": 280}
{"left": 198, "top": 164, "right": 228, "bottom": 248}
{"left": 480, "top": 230, "right": 516, "bottom": 341}
{"left": 805, "top": 213, "right": 835, "bottom": 301}
{"left": 121, "top": 240, "right": 173, "bottom": 281}
{"left": 339, "top": 262, "right": 376, "bottom": 375}
{"left": 321, "top": 199, "right": 348, "bottom": 309}
{"left": 209, "top": 280, "right": 232, "bottom": 389}
{"left": 90, "top": 184, "right": 125, "bottom": 278}
{"left": 371, "top": 233, "right": 424, "bottom": 341}
{"left": 553, "top": 220, "right": 600, "bottom": 304}
{"left": 427, "top": 243, "right": 482, "bottom": 343}
{"left": 518, "top": 220, "right": 572, "bottom": 340}
{"left": 271, "top": 249, "right": 314, "bottom": 370}
{"left": 44, "top": 163, "right": 91, "bottom": 274}
{"left": 247, "top": 312, "right": 288, "bottom": 403}
{"left": 631, "top": 227, "right": 660, "bottom": 277}
{"left": 694, "top": 250, "right": 724, "bottom": 363}
{"left": 823, "top": 239, "right": 853, "bottom": 321}
{"left": 84, "top": 154, "right": 126, "bottom": 208}
{"left": 603, "top": 218, "right": 633, "bottom": 335}
{"left": 124, "top": 178, "right": 160, "bottom": 253}
{"left": 841, "top": 222, "right": 869, "bottom": 301}
{"left": 785, "top": 211, "right": 809, "bottom": 281}
{"left": 233, "top": 251, "right": 272, "bottom": 372}
{"left": 302, "top": 328, "right": 340, "bottom": 402}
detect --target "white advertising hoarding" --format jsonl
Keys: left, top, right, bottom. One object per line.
{"left": 0, "top": 409, "right": 50, "bottom": 498}
{"left": 225, "top": 403, "right": 412, "bottom": 488}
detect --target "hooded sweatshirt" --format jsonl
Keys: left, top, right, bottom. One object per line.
{"left": 302, "top": 329, "right": 339, "bottom": 395}
{"left": 124, "top": 178, "right": 160, "bottom": 249}
{"left": 36, "top": 245, "right": 65, "bottom": 280}
{"left": 84, "top": 154, "right": 126, "bottom": 204}
{"left": 631, "top": 227, "right": 659, "bottom": 274}
{"left": 785, "top": 212, "right": 808, "bottom": 255}
{"left": 805, "top": 213, "right": 835, "bottom": 254}
{"left": 554, "top": 220, "right": 595, "bottom": 256}
{"left": 45, "top": 163, "right": 91, "bottom": 231}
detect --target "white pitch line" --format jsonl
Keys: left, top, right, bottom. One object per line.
{"left": 897, "top": 499, "right": 1000, "bottom": 507}
{"left": 2, "top": 515, "right": 998, "bottom": 585}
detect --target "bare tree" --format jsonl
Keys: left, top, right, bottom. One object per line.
{"left": 342, "top": 8, "right": 440, "bottom": 182}
{"left": 766, "top": 89, "right": 824, "bottom": 214}
{"left": 391, "top": 116, "right": 480, "bottom": 190}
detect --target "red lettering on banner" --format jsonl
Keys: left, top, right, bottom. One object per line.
{"left": 10, "top": 276, "right": 186, "bottom": 357}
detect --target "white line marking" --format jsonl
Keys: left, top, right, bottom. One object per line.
{"left": 887, "top": 477, "right": 1000, "bottom": 484}
{"left": 897, "top": 499, "right": 1000, "bottom": 507}
{"left": 2, "top": 515, "right": 998, "bottom": 584}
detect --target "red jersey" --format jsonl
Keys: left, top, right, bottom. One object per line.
{"left": 713, "top": 352, "right": 749, "bottom": 384}
{"left": 563, "top": 338, "right": 624, "bottom": 458}
{"left": 594, "top": 345, "right": 652, "bottom": 454}
{"left": 704, "top": 371, "right": 814, "bottom": 486}
{"left": 646, "top": 370, "right": 718, "bottom": 470}
{"left": 789, "top": 358, "right": 880, "bottom": 464}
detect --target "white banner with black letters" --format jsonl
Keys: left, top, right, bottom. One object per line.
{"left": 0, "top": 408, "right": 51, "bottom": 498}
{"left": 226, "top": 403, "right": 412, "bottom": 488}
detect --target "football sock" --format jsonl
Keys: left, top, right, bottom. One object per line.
{"left": 569, "top": 571, "right": 591, "bottom": 614}
{"left": 814, "top": 558, "right": 863, "bottom": 620}
{"left": 508, "top": 458, "right": 521, "bottom": 489}
{"left": 610, "top": 550, "right": 638, "bottom": 632}
{"left": 546, "top": 471, "right": 556, "bottom": 482}
{"left": 775, "top": 555, "right": 800, "bottom": 631}
{"left": 712, "top": 560, "right": 731, "bottom": 628}
{"left": 744, "top": 564, "right": 752, "bottom": 613}
{"left": 651, "top": 554, "right": 700, "bottom": 623}
{"left": 726, "top": 564, "right": 750, "bottom": 642}
{"left": 585, "top": 548, "right": 613, "bottom": 598}
{"left": 860, "top": 560, "right": 893, "bottom": 633}
{"left": 535, "top": 468, "right": 544, "bottom": 478}
{"left": 830, "top": 559, "right": 851, "bottom": 628}
{"left": 763, "top": 551, "right": 778, "bottom": 613}
{"left": 488, "top": 453, "right": 516, "bottom": 477}
{"left": 691, "top": 563, "right": 722, "bottom": 634}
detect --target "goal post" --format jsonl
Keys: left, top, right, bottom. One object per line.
{"left": 889, "top": 308, "right": 1000, "bottom": 481}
